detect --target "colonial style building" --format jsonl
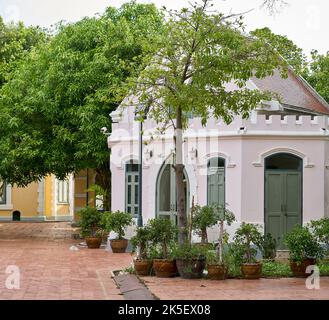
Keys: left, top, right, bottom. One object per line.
{"left": 109, "top": 68, "right": 329, "bottom": 248}
{"left": 0, "top": 170, "right": 96, "bottom": 221}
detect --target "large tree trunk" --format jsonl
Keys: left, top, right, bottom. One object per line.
{"left": 95, "top": 161, "right": 111, "bottom": 211}
{"left": 175, "top": 106, "right": 187, "bottom": 246}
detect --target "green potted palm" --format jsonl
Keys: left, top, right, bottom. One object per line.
{"left": 284, "top": 225, "right": 323, "bottom": 277}
{"left": 207, "top": 206, "right": 235, "bottom": 280}
{"left": 130, "top": 225, "right": 153, "bottom": 276}
{"left": 105, "top": 211, "right": 133, "bottom": 253}
{"left": 233, "top": 223, "right": 263, "bottom": 279}
{"left": 148, "top": 218, "right": 178, "bottom": 278}
{"left": 77, "top": 207, "right": 105, "bottom": 249}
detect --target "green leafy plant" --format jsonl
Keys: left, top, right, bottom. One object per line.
{"left": 148, "top": 218, "right": 178, "bottom": 260}
{"left": 105, "top": 211, "right": 133, "bottom": 240}
{"left": 308, "top": 218, "right": 329, "bottom": 256}
{"left": 259, "top": 233, "right": 277, "bottom": 260}
{"left": 77, "top": 207, "right": 105, "bottom": 238}
{"left": 284, "top": 225, "right": 324, "bottom": 264}
{"left": 172, "top": 243, "right": 207, "bottom": 260}
{"left": 261, "top": 260, "right": 292, "bottom": 278}
{"left": 130, "top": 225, "right": 151, "bottom": 259}
{"left": 191, "top": 205, "right": 219, "bottom": 244}
{"left": 233, "top": 223, "right": 263, "bottom": 264}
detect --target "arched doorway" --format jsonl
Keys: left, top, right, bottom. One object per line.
{"left": 156, "top": 156, "right": 189, "bottom": 224}
{"left": 265, "top": 153, "right": 302, "bottom": 249}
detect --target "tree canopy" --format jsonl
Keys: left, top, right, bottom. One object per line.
{"left": 0, "top": 17, "right": 47, "bottom": 87}
{"left": 132, "top": 0, "right": 287, "bottom": 244}
{"left": 0, "top": 1, "right": 164, "bottom": 211}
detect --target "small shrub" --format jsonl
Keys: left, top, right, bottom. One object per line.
{"left": 259, "top": 233, "right": 277, "bottom": 260}
{"left": 105, "top": 211, "right": 133, "bottom": 240}
{"left": 77, "top": 207, "right": 105, "bottom": 238}
{"left": 284, "top": 225, "right": 324, "bottom": 264}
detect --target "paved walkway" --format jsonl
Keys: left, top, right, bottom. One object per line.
{"left": 140, "top": 276, "right": 329, "bottom": 300}
{"left": 0, "top": 222, "right": 132, "bottom": 300}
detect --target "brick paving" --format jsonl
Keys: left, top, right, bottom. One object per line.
{"left": 0, "top": 222, "right": 132, "bottom": 300}
{"left": 140, "top": 276, "right": 329, "bottom": 300}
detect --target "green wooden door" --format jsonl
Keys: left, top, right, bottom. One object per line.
{"left": 207, "top": 166, "right": 225, "bottom": 208}
{"left": 265, "top": 171, "right": 302, "bottom": 249}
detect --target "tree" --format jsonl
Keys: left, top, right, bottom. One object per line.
{"left": 132, "top": 0, "right": 286, "bottom": 245}
{"left": 251, "top": 27, "right": 307, "bottom": 74}
{"left": 306, "top": 50, "right": 329, "bottom": 104}
{"left": 0, "top": 1, "right": 164, "bottom": 210}
{"left": 0, "top": 17, "right": 47, "bottom": 87}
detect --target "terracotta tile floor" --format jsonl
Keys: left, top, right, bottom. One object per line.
{"left": 0, "top": 222, "right": 132, "bottom": 300}
{"left": 141, "top": 276, "right": 329, "bottom": 300}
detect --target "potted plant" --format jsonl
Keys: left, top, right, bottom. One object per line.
{"left": 105, "top": 211, "right": 133, "bottom": 253}
{"left": 284, "top": 225, "right": 323, "bottom": 277}
{"left": 233, "top": 223, "right": 263, "bottom": 279}
{"left": 77, "top": 207, "right": 105, "bottom": 249}
{"left": 191, "top": 205, "right": 218, "bottom": 248}
{"left": 130, "top": 225, "right": 153, "bottom": 276}
{"left": 308, "top": 218, "right": 329, "bottom": 260}
{"left": 207, "top": 206, "right": 235, "bottom": 280}
{"left": 148, "top": 218, "right": 178, "bottom": 278}
{"left": 173, "top": 243, "right": 207, "bottom": 279}
{"left": 259, "top": 233, "right": 277, "bottom": 261}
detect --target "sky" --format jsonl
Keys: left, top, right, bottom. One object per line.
{"left": 0, "top": 0, "right": 328, "bottom": 57}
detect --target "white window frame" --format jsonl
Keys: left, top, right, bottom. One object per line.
{"left": 0, "top": 182, "right": 13, "bottom": 211}
{"left": 57, "top": 179, "right": 70, "bottom": 204}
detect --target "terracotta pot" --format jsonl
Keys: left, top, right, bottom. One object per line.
{"left": 85, "top": 237, "right": 102, "bottom": 249}
{"left": 176, "top": 257, "right": 206, "bottom": 279}
{"left": 207, "top": 264, "right": 228, "bottom": 280}
{"left": 134, "top": 259, "right": 153, "bottom": 276}
{"left": 241, "top": 263, "right": 262, "bottom": 279}
{"left": 153, "top": 259, "right": 177, "bottom": 278}
{"left": 290, "top": 258, "right": 316, "bottom": 278}
{"left": 110, "top": 239, "right": 128, "bottom": 253}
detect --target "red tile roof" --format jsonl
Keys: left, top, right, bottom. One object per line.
{"left": 251, "top": 69, "right": 329, "bottom": 115}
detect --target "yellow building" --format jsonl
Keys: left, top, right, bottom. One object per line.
{"left": 0, "top": 170, "right": 96, "bottom": 221}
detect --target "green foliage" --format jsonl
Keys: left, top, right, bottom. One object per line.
{"left": 233, "top": 223, "right": 263, "bottom": 264}
{"left": 130, "top": 225, "right": 152, "bottom": 259}
{"left": 191, "top": 205, "right": 219, "bottom": 243}
{"left": 105, "top": 211, "right": 133, "bottom": 240}
{"left": 259, "top": 233, "right": 277, "bottom": 260}
{"left": 77, "top": 207, "right": 105, "bottom": 237}
{"left": 0, "top": 2, "right": 164, "bottom": 190}
{"left": 261, "top": 260, "right": 292, "bottom": 278}
{"left": 148, "top": 218, "right": 178, "bottom": 259}
{"left": 308, "top": 218, "right": 329, "bottom": 257}
{"left": 251, "top": 27, "right": 307, "bottom": 74}
{"left": 133, "top": 0, "right": 287, "bottom": 128}
{"left": 172, "top": 243, "right": 207, "bottom": 260}
{"left": 284, "top": 225, "right": 324, "bottom": 264}
{"left": 0, "top": 17, "right": 47, "bottom": 88}
{"left": 306, "top": 51, "right": 329, "bottom": 104}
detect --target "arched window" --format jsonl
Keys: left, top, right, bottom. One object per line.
{"left": 265, "top": 153, "right": 302, "bottom": 171}
{"left": 0, "top": 180, "right": 6, "bottom": 205}
{"left": 207, "top": 158, "right": 225, "bottom": 207}
{"left": 125, "top": 160, "right": 139, "bottom": 216}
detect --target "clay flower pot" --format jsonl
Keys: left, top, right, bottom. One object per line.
{"left": 85, "top": 237, "right": 102, "bottom": 249}
{"left": 153, "top": 259, "right": 177, "bottom": 278}
{"left": 290, "top": 258, "right": 316, "bottom": 278}
{"left": 110, "top": 239, "right": 128, "bottom": 253}
{"left": 207, "top": 264, "right": 228, "bottom": 280}
{"left": 176, "top": 257, "right": 206, "bottom": 279}
{"left": 241, "top": 262, "right": 262, "bottom": 279}
{"left": 134, "top": 259, "right": 153, "bottom": 276}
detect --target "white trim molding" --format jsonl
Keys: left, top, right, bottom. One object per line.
{"left": 252, "top": 147, "right": 314, "bottom": 168}
{"left": 199, "top": 152, "right": 236, "bottom": 168}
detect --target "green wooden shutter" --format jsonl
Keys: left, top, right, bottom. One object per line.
{"left": 265, "top": 172, "right": 284, "bottom": 248}
{"left": 208, "top": 166, "right": 225, "bottom": 207}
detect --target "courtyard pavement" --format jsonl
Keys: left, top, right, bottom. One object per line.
{"left": 0, "top": 222, "right": 328, "bottom": 300}
{"left": 0, "top": 222, "right": 132, "bottom": 300}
